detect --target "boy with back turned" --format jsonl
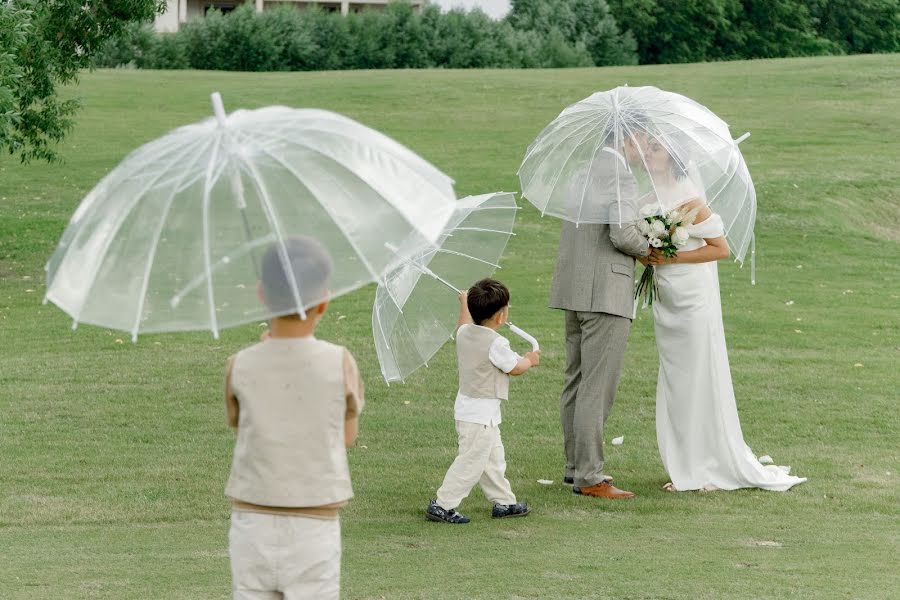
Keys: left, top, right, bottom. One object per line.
{"left": 224, "top": 237, "right": 363, "bottom": 599}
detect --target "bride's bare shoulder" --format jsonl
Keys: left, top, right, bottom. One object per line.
{"left": 680, "top": 198, "right": 712, "bottom": 224}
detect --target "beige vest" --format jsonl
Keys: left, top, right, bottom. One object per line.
{"left": 456, "top": 325, "right": 510, "bottom": 400}
{"left": 225, "top": 337, "right": 352, "bottom": 507}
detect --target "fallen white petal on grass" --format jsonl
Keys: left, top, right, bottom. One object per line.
{"left": 403, "top": 401, "right": 410, "bottom": 405}
{"left": 749, "top": 540, "right": 783, "bottom": 548}
{"left": 758, "top": 455, "right": 774, "bottom": 464}
{"left": 611, "top": 436, "right": 624, "bottom": 446}
{"left": 854, "top": 363, "right": 864, "bottom": 367}
{"left": 785, "top": 300, "right": 794, "bottom": 306}
{"left": 537, "top": 479, "right": 554, "bottom": 485}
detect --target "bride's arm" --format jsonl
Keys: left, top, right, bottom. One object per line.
{"left": 648, "top": 201, "right": 729, "bottom": 265}
{"left": 649, "top": 236, "right": 729, "bottom": 265}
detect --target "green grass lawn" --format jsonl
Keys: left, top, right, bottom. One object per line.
{"left": 1, "top": 55, "right": 898, "bottom": 599}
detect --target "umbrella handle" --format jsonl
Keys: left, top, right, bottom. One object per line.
{"left": 507, "top": 322, "right": 539, "bottom": 352}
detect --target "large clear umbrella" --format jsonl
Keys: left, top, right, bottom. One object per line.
{"left": 44, "top": 92, "right": 457, "bottom": 340}
{"left": 373, "top": 192, "right": 539, "bottom": 384}
{"left": 518, "top": 85, "right": 756, "bottom": 269}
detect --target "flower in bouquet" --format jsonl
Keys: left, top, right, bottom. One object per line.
{"left": 634, "top": 204, "right": 701, "bottom": 307}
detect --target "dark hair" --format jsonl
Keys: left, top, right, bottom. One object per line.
{"left": 260, "top": 236, "right": 333, "bottom": 318}
{"left": 467, "top": 278, "right": 510, "bottom": 325}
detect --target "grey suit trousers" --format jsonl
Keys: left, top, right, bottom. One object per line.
{"left": 559, "top": 310, "right": 632, "bottom": 487}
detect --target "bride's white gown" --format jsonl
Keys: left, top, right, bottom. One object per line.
{"left": 653, "top": 213, "right": 806, "bottom": 492}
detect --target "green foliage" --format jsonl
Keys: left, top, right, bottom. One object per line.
{"left": 607, "top": 0, "right": 842, "bottom": 63}
{"left": 731, "top": 0, "right": 840, "bottom": 59}
{"left": 89, "top": 0, "right": 898, "bottom": 73}
{"left": 96, "top": 0, "right": 631, "bottom": 71}
{"left": 93, "top": 22, "right": 155, "bottom": 68}
{"left": 0, "top": 0, "right": 164, "bottom": 162}
{"left": 805, "top": 0, "right": 900, "bottom": 54}
{"left": 508, "top": 0, "right": 638, "bottom": 65}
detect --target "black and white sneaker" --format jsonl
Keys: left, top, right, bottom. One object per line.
{"left": 491, "top": 502, "right": 530, "bottom": 519}
{"left": 563, "top": 476, "right": 575, "bottom": 486}
{"left": 425, "top": 499, "right": 470, "bottom": 524}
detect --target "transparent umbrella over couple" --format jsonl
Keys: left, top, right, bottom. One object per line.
{"left": 44, "top": 86, "right": 756, "bottom": 384}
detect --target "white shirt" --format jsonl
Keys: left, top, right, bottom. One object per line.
{"left": 454, "top": 327, "right": 521, "bottom": 426}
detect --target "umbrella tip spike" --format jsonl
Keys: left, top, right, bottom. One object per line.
{"left": 211, "top": 92, "right": 227, "bottom": 128}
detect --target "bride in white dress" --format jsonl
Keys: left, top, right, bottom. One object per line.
{"left": 639, "top": 140, "right": 806, "bottom": 492}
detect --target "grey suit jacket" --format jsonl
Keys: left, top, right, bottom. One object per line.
{"left": 549, "top": 221, "right": 649, "bottom": 319}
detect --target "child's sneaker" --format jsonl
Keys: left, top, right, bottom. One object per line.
{"left": 426, "top": 499, "right": 470, "bottom": 524}
{"left": 491, "top": 502, "right": 530, "bottom": 519}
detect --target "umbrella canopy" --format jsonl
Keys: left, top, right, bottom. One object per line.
{"left": 373, "top": 191, "right": 534, "bottom": 384}
{"left": 44, "top": 92, "right": 457, "bottom": 340}
{"left": 518, "top": 85, "right": 756, "bottom": 263}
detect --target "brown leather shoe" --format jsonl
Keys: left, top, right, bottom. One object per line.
{"left": 573, "top": 481, "right": 635, "bottom": 499}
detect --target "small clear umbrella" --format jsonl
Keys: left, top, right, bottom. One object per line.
{"left": 44, "top": 92, "right": 457, "bottom": 340}
{"left": 373, "top": 192, "right": 539, "bottom": 384}
{"left": 518, "top": 85, "right": 756, "bottom": 269}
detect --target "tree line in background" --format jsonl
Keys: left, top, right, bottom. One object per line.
{"left": 95, "top": 0, "right": 899, "bottom": 72}
{"left": 1, "top": 0, "right": 897, "bottom": 162}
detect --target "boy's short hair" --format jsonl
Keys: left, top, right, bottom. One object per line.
{"left": 260, "top": 236, "right": 333, "bottom": 317}
{"left": 467, "top": 278, "right": 510, "bottom": 325}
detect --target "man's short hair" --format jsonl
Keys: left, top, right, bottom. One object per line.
{"left": 467, "top": 278, "right": 510, "bottom": 325}
{"left": 260, "top": 236, "right": 333, "bottom": 317}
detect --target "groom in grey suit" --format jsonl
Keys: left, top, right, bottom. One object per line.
{"left": 549, "top": 167, "right": 649, "bottom": 499}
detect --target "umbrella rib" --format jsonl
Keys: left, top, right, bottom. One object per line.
{"left": 574, "top": 115, "right": 617, "bottom": 225}
{"left": 519, "top": 109, "right": 608, "bottom": 162}
{"left": 525, "top": 113, "right": 612, "bottom": 213}
{"left": 730, "top": 181, "right": 756, "bottom": 263}
{"left": 451, "top": 227, "right": 516, "bottom": 236}
{"left": 69, "top": 136, "right": 212, "bottom": 325}
{"left": 201, "top": 138, "right": 223, "bottom": 339}
{"left": 245, "top": 139, "right": 388, "bottom": 287}
{"left": 519, "top": 110, "right": 607, "bottom": 167}
{"left": 237, "top": 156, "right": 308, "bottom": 321}
{"left": 619, "top": 122, "right": 669, "bottom": 216}
{"left": 271, "top": 122, "right": 454, "bottom": 185}
{"left": 434, "top": 248, "right": 501, "bottom": 269}
{"left": 372, "top": 296, "right": 400, "bottom": 382}
{"left": 640, "top": 106, "right": 734, "bottom": 146}
{"left": 706, "top": 150, "right": 743, "bottom": 208}
{"left": 247, "top": 125, "right": 455, "bottom": 206}
{"left": 518, "top": 111, "right": 608, "bottom": 178}
{"left": 241, "top": 129, "right": 449, "bottom": 259}
{"left": 170, "top": 234, "right": 276, "bottom": 304}
{"left": 130, "top": 137, "right": 218, "bottom": 340}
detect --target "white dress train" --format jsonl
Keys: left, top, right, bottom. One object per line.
{"left": 653, "top": 213, "right": 806, "bottom": 492}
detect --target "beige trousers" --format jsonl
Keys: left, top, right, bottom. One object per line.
{"left": 436, "top": 420, "right": 517, "bottom": 510}
{"left": 229, "top": 510, "right": 340, "bottom": 600}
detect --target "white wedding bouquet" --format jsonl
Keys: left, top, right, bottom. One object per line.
{"left": 634, "top": 204, "right": 699, "bottom": 306}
